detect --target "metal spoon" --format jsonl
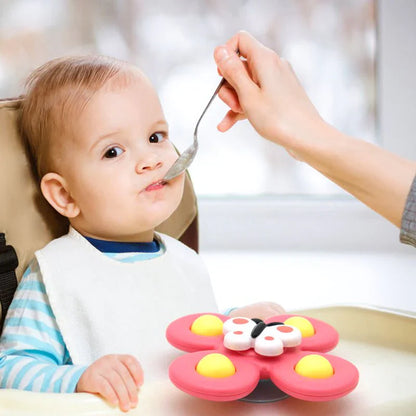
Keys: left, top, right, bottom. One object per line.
{"left": 163, "top": 77, "right": 226, "bottom": 181}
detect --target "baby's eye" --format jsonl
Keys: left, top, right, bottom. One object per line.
{"left": 149, "top": 132, "right": 165, "bottom": 143}
{"left": 103, "top": 146, "right": 124, "bottom": 159}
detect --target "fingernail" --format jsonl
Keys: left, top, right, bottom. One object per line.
{"left": 215, "top": 46, "right": 230, "bottom": 63}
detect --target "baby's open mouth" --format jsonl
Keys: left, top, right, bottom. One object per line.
{"left": 145, "top": 180, "right": 167, "bottom": 192}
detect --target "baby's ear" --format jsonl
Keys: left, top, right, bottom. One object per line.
{"left": 40, "top": 173, "right": 80, "bottom": 218}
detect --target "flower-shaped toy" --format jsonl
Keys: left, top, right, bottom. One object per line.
{"left": 166, "top": 313, "right": 359, "bottom": 402}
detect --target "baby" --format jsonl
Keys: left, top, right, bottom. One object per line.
{"left": 0, "top": 55, "right": 284, "bottom": 412}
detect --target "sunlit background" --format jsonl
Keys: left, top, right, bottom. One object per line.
{"left": 0, "top": 0, "right": 375, "bottom": 196}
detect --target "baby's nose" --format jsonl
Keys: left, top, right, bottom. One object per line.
{"left": 135, "top": 159, "right": 163, "bottom": 174}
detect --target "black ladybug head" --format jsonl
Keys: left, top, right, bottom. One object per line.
{"left": 250, "top": 319, "right": 284, "bottom": 338}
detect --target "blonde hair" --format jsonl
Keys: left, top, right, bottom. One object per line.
{"left": 19, "top": 55, "right": 138, "bottom": 179}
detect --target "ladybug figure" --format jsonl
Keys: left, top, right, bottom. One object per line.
{"left": 222, "top": 317, "right": 302, "bottom": 357}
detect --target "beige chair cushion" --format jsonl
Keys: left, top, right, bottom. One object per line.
{"left": 0, "top": 98, "right": 198, "bottom": 281}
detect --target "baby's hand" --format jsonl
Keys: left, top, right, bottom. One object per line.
{"left": 76, "top": 354, "right": 143, "bottom": 412}
{"left": 229, "top": 302, "right": 285, "bottom": 321}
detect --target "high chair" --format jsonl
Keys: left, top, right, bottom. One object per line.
{"left": 0, "top": 97, "right": 200, "bottom": 415}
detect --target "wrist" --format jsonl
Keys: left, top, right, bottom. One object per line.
{"left": 281, "top": 116, "right": 334, "bottom": 161}
{"left": 71, "top": 366, "right": 89, "bottom": 393}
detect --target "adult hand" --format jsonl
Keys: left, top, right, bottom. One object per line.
{"left": 214, "top": 30, "right": 324, "bottom": 155}
{"left": 76, "top": 354, "right": 143, "bottom": 412}
{"left": 214, "top": 31, "right": 416, "bottom": 229}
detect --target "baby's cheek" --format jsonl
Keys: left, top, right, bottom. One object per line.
{"left": 169, "top": 174, "right": 186, "bottom": 211}
{"left": 166, "top": 142, "right": 180, "bottom": 160}
{"left": 174, "top": 174, "right": 185, "bottom": 198}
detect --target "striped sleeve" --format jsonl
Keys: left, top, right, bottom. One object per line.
{"left": 0, "top": 259, "right": 87, "bottom": 392}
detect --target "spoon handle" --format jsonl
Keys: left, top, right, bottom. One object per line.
{"left": 193, "top": 77, "right": 226, "bottom": 141}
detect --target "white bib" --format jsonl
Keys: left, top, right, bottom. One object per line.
{"left": 35, "top": 227, "right": 217, "bottom": 381}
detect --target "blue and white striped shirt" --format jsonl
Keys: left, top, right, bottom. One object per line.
{"left": 0, "top": 237, "right": 164, "bottom": 393}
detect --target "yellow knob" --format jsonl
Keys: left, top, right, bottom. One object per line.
{"left": 196, "top": 353, "right": 236, "bottom": 378}
{"left": 284, "top": 316, "right": 315, "bottom": 338}
{"left": 191, "top": 314, "right": 224, "bottom": 336}
{"left": 295, "top": 354, "right": 334, "bottom": 379}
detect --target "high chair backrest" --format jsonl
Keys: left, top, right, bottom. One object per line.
{"left": 0, "top": 98, "right": 199, "bottom": 332}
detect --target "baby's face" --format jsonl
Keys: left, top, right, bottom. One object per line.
{"left": 57, "top": 74, "right": 184, "bottom": 241}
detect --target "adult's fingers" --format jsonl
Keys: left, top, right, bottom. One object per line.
{"left": 214, "top": 45, "right": 258, "bottom": 100}
{"left": 217, "top": 110, "right": 246, "bottom": 132}
{"left": 224, "top": 30, "right": 266, "bottom": 64}
{"left": 218, "top": 82, "right": 243, "bottom": 113}
{"left": 224, "top": 31, "right": 281, "bottom": 88}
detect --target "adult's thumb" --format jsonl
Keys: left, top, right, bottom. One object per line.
{"left": 214, "top": 45, "right": 256, "bottom": 99}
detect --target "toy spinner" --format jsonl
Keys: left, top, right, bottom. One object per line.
{"left": 166, "top": 313, "right": 359, "bottom": 403}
